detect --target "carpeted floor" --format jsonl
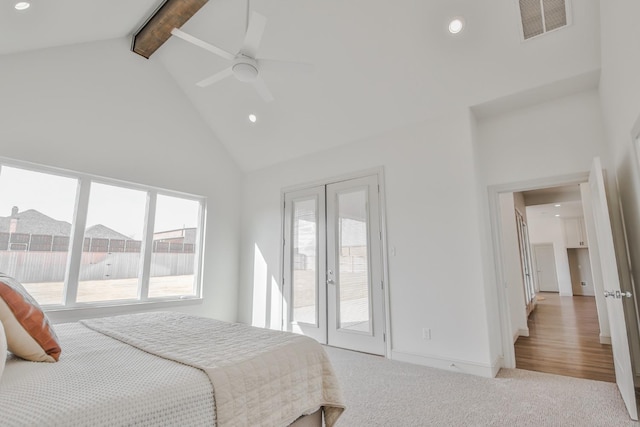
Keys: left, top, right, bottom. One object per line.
{"left": 324, "top": 346, "right": 640, "bottom": 426}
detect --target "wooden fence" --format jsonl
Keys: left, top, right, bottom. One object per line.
{"left": 0, "top": 251, "right": 194, "bottom": 283}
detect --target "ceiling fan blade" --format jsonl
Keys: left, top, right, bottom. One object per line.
{"left": 240, "top": 12, "right": 267, "bottom": 58}
{"left": 196, "top": 67, "right": 234, "bottom": 87}
{"left": 171, "top": 28, "right": 235, "bottom": 61}
{"left": 252, "top": 75, "right": 274, "bottom": 102}
{"left": 258, "top": 58, "right": 314, "bottom": 74}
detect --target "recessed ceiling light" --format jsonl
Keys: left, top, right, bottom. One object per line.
{"left": 554, "top": 204, "right": 561, "bottom": 207}
{"left": 14, "top": 2, "right": 30, "bottom": 10}
{"left": 555, "top": 214, "right": 560, "bottom": 217}
{"left": 248, "top": 114, "right": 257, "bottom": 123}
{"left": 448, "top": 17, "right": 464, "bottom": 34}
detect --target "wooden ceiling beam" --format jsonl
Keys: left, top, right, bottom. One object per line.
{"left": 132, "top": 0, "right": 209, "bottom": 59}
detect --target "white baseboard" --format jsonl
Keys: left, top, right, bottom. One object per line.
{"left": 600, "top": 335, "right": 611, "bottom": 345}
{"left": 513, "top": 328, "right": 529, "bottom": 343}
{"left": 391, "top": 349, "right": 498, "bottom": 378}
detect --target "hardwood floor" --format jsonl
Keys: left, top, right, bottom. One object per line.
{"left": 514, "top": 292, "right": 615, "bottom": 383}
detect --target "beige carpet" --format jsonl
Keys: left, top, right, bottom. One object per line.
{"left": 325, "top": 346, "right": 640, "bottom": 426}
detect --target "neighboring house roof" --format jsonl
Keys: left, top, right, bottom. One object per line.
{"left": 0, "top": 209, "right": 71, "bottom": 236}
{"left": 84, "top": 224, "right": 130, "bottom": 240}
{"left": 0, "top": 209, "right": 130, "bottom": 240}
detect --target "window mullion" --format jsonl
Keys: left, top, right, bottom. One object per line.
{"left": 193, "top": 201, "right": 206, "bottom": 297}
{"left": 138, "top": 191, "right": 157, "bottom": 301}
{"left": 63, "top": 178, "right": 91, "bottom": 306}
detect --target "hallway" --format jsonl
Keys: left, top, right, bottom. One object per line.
{"left": 514, "top": 292, "right": 615, "bottom": 383}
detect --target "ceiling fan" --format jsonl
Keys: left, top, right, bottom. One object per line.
{"left": 170, "top": 2, "right": 311, "bottom": 102}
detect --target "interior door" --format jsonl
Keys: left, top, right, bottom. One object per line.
{"left": 515, "top": 210, "right": 536, "bottom": 314}
{"left": 533, "top": 244, "right": 559, "bottom": 292}
{"left": 326, "top": 175, "right": 385, "bottom": 355}
{"left": 283, "top": 175, "right": 386, "bottom": 356}
{"left": 589, "top": 157, "right": 638, "bottom": 420}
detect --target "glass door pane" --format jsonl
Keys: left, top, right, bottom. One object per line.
{"left": 292, "top": 198, "right": 318, "bottom": 325}
{"left": 284, "top": 185, "right": 326, "bottom": 344}
{"left": 337, "top": 189, "right": 371, "bottom": 333}
{"left": 326, "top": 175, "right": 384, "bottom": 355}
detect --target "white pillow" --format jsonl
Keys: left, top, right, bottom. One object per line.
{"left": 0, "top": 320, "right": 6, "bottom": 380}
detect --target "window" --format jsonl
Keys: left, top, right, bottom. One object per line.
{"left": 77, "top": 183, "right": 147, "bottom": 303}
{"left": 0, "top": 166, "right": 77, "bottom": 305}
{"left": 0, "top": 159, "right": 205, "bottom": 307}
{"left": 148, "top": 195, "right": 201, "bottom": 298}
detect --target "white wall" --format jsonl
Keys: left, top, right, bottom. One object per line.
{"left": 526, "top": 214, "right": 572, "bottom": 295}
{"left": 0, "top": 38, "right": 242, "bottom": 322}
{"left": 599, "top": 0, "right": 640, "bottom": 381}
{"left": 240, "top": 112, "right": 497, "bottom": 376}
{"left": 476, "top": 90, "right": 610, "bottom": 187}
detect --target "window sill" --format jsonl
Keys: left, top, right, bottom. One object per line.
{"left": 44, "top": 297, "right": 203, "bottom": 324}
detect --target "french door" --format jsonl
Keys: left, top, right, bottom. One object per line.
{"left": 283, "top": 175, "right": 386, "bottom": 355}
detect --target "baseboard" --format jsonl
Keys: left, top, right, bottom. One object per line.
{"left": 513, "top": 328, "right": 529, "bottom": 343}
{"left": 391, "top": 349, "right": 497, "bottom": 378}
{"left": 600, "top": 335, "right": 611, "bottom": 345}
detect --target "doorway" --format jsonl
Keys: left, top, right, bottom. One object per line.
{"left": 282, "top": 173, "right": 386, "bottom": 356}
{"left": 507, "top": 184, "right": 614, "bottom": 382}
{"left": 489, "top": 161, "right": 639, "bottom": 419}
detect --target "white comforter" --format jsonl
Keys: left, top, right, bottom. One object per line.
{"left": 0, "top": 322, "right": 215, "bottom": 426}
{"left": 81, "top": 311, "right": 345, "bottom": 427}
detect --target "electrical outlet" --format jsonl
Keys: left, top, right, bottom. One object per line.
{"left": 422, "top": 328, "right": 431, "bottom": 340}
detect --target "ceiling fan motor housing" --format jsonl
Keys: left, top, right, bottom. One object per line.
{"left": 233, "top": 56, "right": 259, "bottom": 82}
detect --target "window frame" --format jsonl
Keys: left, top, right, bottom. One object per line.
{"left": 0, "top": 156, "right": 206, "bottom": 312}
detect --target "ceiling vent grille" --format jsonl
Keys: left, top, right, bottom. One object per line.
{"left": 518, "top": 0, "right": 569, "bottom": 40}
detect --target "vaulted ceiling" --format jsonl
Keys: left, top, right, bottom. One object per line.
{"left": 0, "top": 0, "right": 601, "bottom": 171}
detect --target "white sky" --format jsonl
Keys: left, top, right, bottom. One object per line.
{"left": 0, "top": 166, "right": 199, "bottom": 240}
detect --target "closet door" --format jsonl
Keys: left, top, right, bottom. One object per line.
{"left": 326, "top": 175, "right": 385, "bottom": 355}
{"left": 283, "top": 186, "right": 327, "bottom": 344}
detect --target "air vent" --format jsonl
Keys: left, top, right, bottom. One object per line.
{"left": 518, "top": 0, "right": 569, "bottom": 40}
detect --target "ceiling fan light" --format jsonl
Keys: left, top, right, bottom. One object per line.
{"left": 233, "top": 62, "right": 258, "bottom": 82}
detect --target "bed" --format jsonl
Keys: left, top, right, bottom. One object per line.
{"left": 0, "top": 311, "right": 345, "bottom": 427}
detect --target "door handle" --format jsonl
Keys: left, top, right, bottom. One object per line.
{"left": 327, "top": 270, "right": 334, "bottom": 285}
{"left": 604, "top": 290, "right": 633, "bottom": 299}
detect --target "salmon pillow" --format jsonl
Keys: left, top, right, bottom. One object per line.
{"left": 0, "top": 273, "right": 61, "bottom": 362}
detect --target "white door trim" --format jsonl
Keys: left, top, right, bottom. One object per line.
{"left": 487, "top": 172, "right": 589, "bottom": 368}
{"left": 279, "top": 167, "right": 391, "bottom": 358}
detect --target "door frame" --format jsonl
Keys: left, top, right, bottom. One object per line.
{"left": 279, "top": 166, "right": 392, "bottom": 357}
{"left": 488, "top": 172, "right": 589, "bottom": 368}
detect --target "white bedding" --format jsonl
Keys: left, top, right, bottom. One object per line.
{"left": 0, "top": 322, "right": 215, "bottom": 427}
{"left": 0, "top": 312, "right": 345, "bottom": 427}
{"left": 81, "top": 312, "right": 345, "bottom": 427}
